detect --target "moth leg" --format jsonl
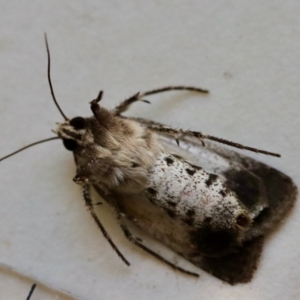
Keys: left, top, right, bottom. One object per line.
{"left": 26, "top": 284, "right": 36, "bottom": 300}
{"left": 145, "top": 123, "right": 281, "bottom": 157}
{"left": 113, "top": 86, "right": 209, "bottom": 116}
{"left": 83, "top": 186, "right": 130, "bottom": 266}
{"left": 115, "top": 209, "right": 199, "bottom": 277}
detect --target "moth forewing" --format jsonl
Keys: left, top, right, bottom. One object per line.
{"left": 92, "top": 129, "right": 296, "bottom": 284}
{"left": 147, "top": 134, "right": 297, "bottom": 283}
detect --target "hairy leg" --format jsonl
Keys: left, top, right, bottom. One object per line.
{"left": 83, "top": 185, "right": 130, "bottom": 266}
{"left": 114, "top": 86, "right": 209, "bottom": 115}
{"left": 113, "top": 204, "right": 199, "bottom": 277}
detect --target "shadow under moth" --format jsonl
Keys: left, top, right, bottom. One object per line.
{"left": 1, "top": 35, "right": 297, "bottom": 285}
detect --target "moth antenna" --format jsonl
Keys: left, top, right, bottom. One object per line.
{"left": 44, "top": 33, "right": 68, "bottom": 120}
{"left": 26, "top": 284, "right": 36, "bottom": 300}
{"left": 0, "top": 137, "right": 60, "bottom": 162}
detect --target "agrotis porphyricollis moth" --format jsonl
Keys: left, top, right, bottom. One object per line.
{"left": 0, "top": 35, "right": 297, "bottom": 285}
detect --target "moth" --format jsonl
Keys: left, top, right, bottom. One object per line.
{"left": 1, "top": 35, "right": 297, "bottom": 285}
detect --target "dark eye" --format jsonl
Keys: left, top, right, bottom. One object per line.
{"left": 63, "top": 139, "right": 78, "bottom": 151}
{"left": 70, "top": 116, "right": 86, "bottom": 129}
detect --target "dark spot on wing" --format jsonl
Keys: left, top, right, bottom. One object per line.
{"left": 224, "top": 169, "right": 263, "bottom": 211}
{"left": 164, "top": 208, "right": 176, "bottom": 218}
{"left": 147, "top": 187, "right": 157, "bottom": 196}
{"left": 219, "top": 188, "right": 229, "bottom": 197}
{"left": 165, "top": 156, "right": 174, "bottom": 166}
{"left": 205, "top": 174, "right": 218, "bottom": 187}
{"left": 167, "top": 200, "right": 177, "bottom": 207}
{"left": 186, "top": 208, "right": 196, "bottom": 218}
{"left": 186, "top": 168, "right": 196, "bottom": 176}
{"left": 182, "top": 208, "right": 196, "bottom": 226}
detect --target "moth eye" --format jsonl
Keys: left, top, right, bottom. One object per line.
{"left": 70, "top": 116, "right": 86, "bottom": 130}
{"left": 63, "top": 139, "right": 78, "bottom": 151}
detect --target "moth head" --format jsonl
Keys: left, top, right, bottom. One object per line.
{"left": 56, "top": 116, "right": 87, "bottom": 151}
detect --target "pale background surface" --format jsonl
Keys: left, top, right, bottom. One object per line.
{"left": 0, "top": 1, "right": 299, "bottom": 299}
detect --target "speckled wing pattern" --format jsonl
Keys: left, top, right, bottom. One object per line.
{"left": 113, "top": 133, "right": 297, "bottom": 284}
